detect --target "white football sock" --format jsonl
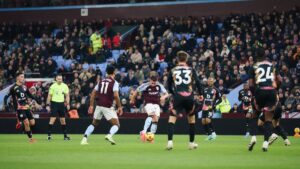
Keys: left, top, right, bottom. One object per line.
{"left": 84, "top": 125, "right": 95, "bottom": 137}
{"left": 150, "top": 123, "right": 158, "bottom": 134}
{"left": 143, "top": 117, "right": 152, "bottom": 132}
{"left": 109, "top": 125, "right": 119, "bottom": 136}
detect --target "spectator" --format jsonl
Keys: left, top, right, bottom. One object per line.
{"left": 122, "top": 70, "right": 139, "bottom": 86}
{"left": 229, "top": 103, "right": 239, "bottom": 113}
{"left": 90, "top": 30, "right": 102, "bottom": 54}
{"left": 284, "top": 94, "right": 296, "bottom": 113}
{"left": 112, "top": 32, "right": 121, "bottom": 49}
{"left": 130, "top": 49, "right": 143, "bottom": 64}
{"left": 216, "top": 94, "right": 231, "bottom": 114}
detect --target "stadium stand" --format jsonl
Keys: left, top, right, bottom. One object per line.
{"left": 0, "top": 6, "right": 299, "bottom": 117}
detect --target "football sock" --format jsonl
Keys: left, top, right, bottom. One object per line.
{"left": 263, "top": 121, "right": 273, "bottom": 141}
{"left": 109, "top": 125, "right": 119, "bottom": 136}
{"left": 167, "top": 123, "right": 175, "bottom": 141}
{"left": 246, "top": 117, "right": 250, "bottom": 133}
{"left": 250, "top": 119, "right": 257, "bottom": 136}
{"left": 208, "top": 122, "right": 214, "bottom": 134}
{"left": 258, "top": 125, "right": 264, "bottom": 134}
{"left": 84, "top": 124, "right": 95, "bottom": 138}
{"left": 189, "top": 123, "right": 195, "bottom": 142}
{"left": 275, "top": 125, "right": 287, "bottom": 140}
{"left": 143, "top": 117, "right": 152, "bottom": 133}
{"left": 48, "top": 124, "right": 53, "bottom": 136}
{"left": 150, "top": 122, "right": 158, "bottom": 134}
{"left": 61, "top": 124, "right": 67, "bottom": 137}
{"left": 203, "top": 124, "right": 209, "bottom": 135}
{"left": 26, "top": 130, "right": 32, "bottom": 139}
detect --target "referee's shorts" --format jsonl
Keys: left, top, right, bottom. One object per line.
{"left": 50, "top": 101, "right": 66, "bottom": 118}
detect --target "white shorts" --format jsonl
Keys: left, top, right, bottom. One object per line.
{"left": 93, "top": 106, "right": 118, "bottom": 120}
{"left": 144, "top": 103, "right": 161, "bottom": 117}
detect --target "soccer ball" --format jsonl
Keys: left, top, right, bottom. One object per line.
{"left": 294, "top": 127, "right": 300, "bottom": 133}
{"left": 145, "top": 133, "right": 154, "bottom": 142}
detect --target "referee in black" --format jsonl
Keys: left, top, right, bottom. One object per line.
{"left": 46, "top": 74, "right": 71, "bottom": 140}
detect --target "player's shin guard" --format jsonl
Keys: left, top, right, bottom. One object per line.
{"left": 150, "top": 122, "right": 158, "bottom": 134}
{"left": 275, "top": 125, "right": 287, "bottom": 140}
{"left": 84, "top": 124, "right": 95, "bottom": 138}
{"left": 168, "top": 123, "right": 175, "bottom": 141}
{"left": 263, "top": 121, "right": 273, "bottom": 141}
{"left": 189, "top": 123, "right": 195, "bottom": 142}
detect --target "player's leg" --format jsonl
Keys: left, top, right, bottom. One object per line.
{"left": 166, "top": 97, "right": 180, "bottom": 150}
{"left": 149, "top": 104, "right": 161, "bottom": 135}
{"left": 248, "top": 101, "right": 261, "bottom": 151}
{"left": 272, "top": 119, "right": 291, "bottom": 146}
{"left": 59, "top": 117, "right": 70, "bottom": 140}
{"left": 81, "top": 106, "right": 102, "bottom": 145}
{"left": 187, "top": 114, "right": 197, "bottom": 149}
{"left": 23, "top": 118, "right": 36, "bottom": 143}
{"left": 245, "top": 110, "right": 251, "bottom": 137}
{"left": 201, "top": 111, "right": 209, "bottom": 136}
{"left": 106, "top": 118, "right": 120, "bottom": 145}
{"left": 48, "top": 103, "right": 58, "bottom": 140}
{"left": 104, "top": 107, "right": 120, "bottom": 145}
{"left": 166, "top": 114, "right": 177, "bottom": 150}
{"left": 27, "top": 111, "right": 36, "bottom": 132}
{"left": 185, "top": 99, "right": 197, "bottom": 149}
{"left": 140, "top": 104, "right": 154, "bottom": 141}
{"left": 19, "top": 110, "right": 35, "bottom": 142}
{"left": 57, "top": 103, "right": 70, "bottom": 140}
{"left": 150, "top": 115, "right": 159, "bottom": 134}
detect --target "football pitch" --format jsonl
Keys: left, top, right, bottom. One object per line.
{"left": 0, "top": 134, "right": 299, "bottom": 169}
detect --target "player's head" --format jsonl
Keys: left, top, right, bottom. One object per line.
{"left": 16, "top": 71, "right": 25, "bottom": 84}
{"left": 176, "top": 51, "right": 189, "bottom": 63}
{"left": 149, "top": 71, "right": 158, "bottom": 86}
{"left": 255, "top": 47, "right": 265, "bottom": 61}
{"left": 106, "top": 65, "right": 115, "bottom": 76}
{"left": 244, "top": 82, "right": 249, "bottom": 90}
{"left": 56, "top": 74, "right": 63, "bottom": 84}
{"left": 207, "top": 76, "right": 215, "bottom": 87}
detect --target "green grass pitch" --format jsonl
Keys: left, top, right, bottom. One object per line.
{"left": 0, "top": 134, "right": 299, "bottom": 169}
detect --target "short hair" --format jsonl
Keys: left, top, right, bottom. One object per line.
{"left": 255, "top": 47, "right": 265, "bottom": 60}
{"left": 16, "top": 71, "right": 24, "bottom": 77}
{"left": 106, "top": 66, "right": 115, "bottom": 75}
{"left": 177, "top": 51, "right": 189, "bottom": 62}
{"left": 56, "top": 74, "right": 63, "bottom": 77}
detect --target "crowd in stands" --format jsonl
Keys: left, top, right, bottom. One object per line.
{"left": 0, "top": 0, "right": 173, "bottom": 8}
{"left": 1, "top": 6, "right": 300, "bottom": 117}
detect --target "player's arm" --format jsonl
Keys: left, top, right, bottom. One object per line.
{"left": 214, "top": 89, "right": 222, "bottom": 107}
{"left": 65, "top": 86, "right": 70, "bottom": 110}
{"left": 192, "top": 69, "right": 203, "bottom": 95}
{"left": 26, "top": 88, "right": 39, "bottom": 103}
{"left": 248, "top": 66, "right": 255, "bottom": 94}
{"left": 88, "top": 89, "right": 97, "bottom": 114}
{"left": 46, "top": 85, "right": 53, "bottom": 106}
{"left": 238, "top": 90, "right": 242, "bottom": 101}
{"left": 274, "top": 68, "right": 282, "bottom": 89}
{"left": 159, "top": 83, "right": 169, "bottom": 103}
{"left": 130, "top": 83, "right": 145, "bottom": 105}
{"left": 167, "top": 71, "right": 174, "bottom": 95}
{"left": 113, "top": 82, "right": 123, "bottom": 116}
